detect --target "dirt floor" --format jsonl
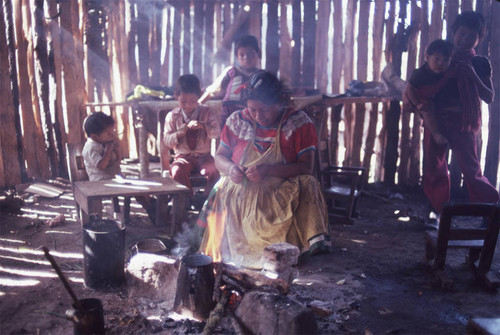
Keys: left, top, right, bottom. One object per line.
{"left": 0, "top": 165, "right": 499, "bottom": 334}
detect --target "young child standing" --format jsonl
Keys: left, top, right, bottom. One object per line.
{"left": 200, "top": 35, "right": 262, "bottom": 126}
{"left": 163, "top": 74, "right": 221, "bottom": 200}
{"left": 405, "top": 39, "right": 454, "bottom": 146}
{"left": 420, "top": 11, "right": 498, "bottom": 220}
{"left": 82, "top": 112, "right": 154, "bottom": 221}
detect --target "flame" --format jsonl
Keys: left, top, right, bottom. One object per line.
{"left": 203, "top": 210, "right": 226, "bottom": 263}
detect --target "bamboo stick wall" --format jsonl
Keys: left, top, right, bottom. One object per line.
{"left": 0, "top": 0, "right": 498, "bottom": 191}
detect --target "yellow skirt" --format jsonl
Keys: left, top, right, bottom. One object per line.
{"left": 199, "top": 175, "right": 329, "bottom": 268}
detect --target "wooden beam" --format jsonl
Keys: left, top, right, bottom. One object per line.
{"left": 331, "top": 0, "right": 343, "bottom": 93}
{"left": 203, "top": 0, "right": 214, "bottom": 85}
{"left": 362, "top": 0, "right": 385, "bottom": 181}
{"left": 315, "top": 0, "right": 330, "bottom": 93}
{"left": 60, "top": 0, "right": 87, "bottom": 145}
{"left": 193, "top": 1, "right": 204, "bottom": 79}
{"left": 32, "top": 0, "right": 58, "bottom": 178}
{"left": 0, "top": 0, "right": 22, "bottom": 186}
{"left": 137, "top": 0, "right": 150, "bottom": 84}
{"left": 291, "top": 0, "right": 301, "bottom": 88}
{"left": 279, "top": 1, "right": 292, "bottom": 84}
{"left": 302, "top": 0, "right": 316, "bottom": 88}
{"left": 182, "top": 0, "right": 191, "bottom": 75}
{"left": 484, "top": 2, "right": 499, "bottom": 188}
{"left": 265, "top": 0, "right": 279, "bottom": 74}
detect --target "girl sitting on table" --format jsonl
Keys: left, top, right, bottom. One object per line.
{"left": 196, "top": 70, "right": 331, "bottom": 268}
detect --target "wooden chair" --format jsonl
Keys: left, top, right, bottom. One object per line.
{"left": 424, "top": 202, "right": 500, "bottom": 290}
{"left": 315, "top": 139, "right": 365, "bottom": 225}
{"left": 65, "top": 143, "right": 131, "bottom": 224}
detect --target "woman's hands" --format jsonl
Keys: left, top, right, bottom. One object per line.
{"left": 228, "top": 164, "right": 247, "bottom": 184}
{"left": 245, "top": 164, "right": 269, "bottom": 182}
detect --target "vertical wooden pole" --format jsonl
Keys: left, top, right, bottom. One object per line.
{"left": 14, "top": 0, "right": 42, "bottom": 179}
{"left": 266, "top": 0, "right": 279, "bottom": 74}
{"left": 182, "top": 0, "right": 191, "bottom": 75}
{"left": 384, "top": 0, "right": 407, "bottom": 185}
{"left": 203, "top": 0, "right": 215, "bottom": 85}
{"left": 291, "top": 0, "right": 301, "bottom": 88}
{"left": 315, "top": 0, "right": 330, "bottom": 93}
{"left": 342, "top": 0, "right": 357, "bottom": 166}
{"left": 302, "top": 0, "right": 316, "bottom": 88}
{"left": 32, "top": 0, "right": 58, "bottom": 178}
{"left": 172, "top": 1, "right": 181, "bottom": 82}
{"left": 0, "top": 0, "right": 22, "bottom": 186}
{"left": 461, "top": 0, "right": 473, "bottom": 12}
{"left": 60, "top": 0, "right": 87, "bottom": 145}
{"left": 331, "top": 0, "right": 343, "bottom": 94}
{"left": 363, "top": 0, "right": 386, "bottom": 182}
{"left": 193, "top": 1, "right": 204, "bottom": 79}
{"left": 137, "top": 0, "right": 150, "bottom": 85}
{"left": 398, "top": 3, "right": 421, "bottom": 185}
{"left": 446, "top": 0, "right": 459, "bottom": 41}
{"left": 128, "top": 2, "right": 139, "bottom": 87}
{"left": 150, "top": 0, "right": 163, "bottom": 86}
{"left": 279, "top": 1, "right": 292, "bottom": 84}
{"left": 484, "top": 2, "right": 499, "bottom": 188}
{"left": 46, "top": 0, "right": 66, "bottom": 176}
{"left": 161, "top": 6, "right": 171, "bottom": 85}
{"left": 222, "top": 1, "right": 232, "bottom": 67}
{"left": 352, "top": 0, "right": 369, "bottom": 167}
{"left": 248, "top": 0, "right": 262, "bottom": 44}
{"left": 430, "top": 0, "right": 443, "bottom": 41}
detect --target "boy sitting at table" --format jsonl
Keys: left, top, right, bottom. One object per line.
{"left": 82, "top": 112, "right": 155, "bottom": 222}
{"left": 163, "top": 74, "right": 221, "bottom": 207}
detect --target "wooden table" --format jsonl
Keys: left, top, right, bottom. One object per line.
{"left": 73, "top": 177, "right": 190, "bottom": 235}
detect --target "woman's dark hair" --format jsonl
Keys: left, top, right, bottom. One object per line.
{"left": 244, "top": 71, "right": 291, "bottom": 106}
{"left": 426, "top": 39, "right": 454, "bottom": 58}
{"left": 234, "top": 35, "right": 261, "bottom": 58}
{"left": 174, "top": 74, "right": 202, "bottom": 97}
{"left": 84, "top": 112, "right": 115, "bottom": 137}
{"left": 451, "top": 11, "right": 486, "bottom": 41}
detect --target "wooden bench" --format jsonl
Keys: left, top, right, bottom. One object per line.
{"left": 424, "top": 202, "right": 500, "bottom": 290}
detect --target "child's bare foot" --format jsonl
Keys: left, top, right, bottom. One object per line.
{"left": 433, "top": 133, "right": 448, "bottom": 146}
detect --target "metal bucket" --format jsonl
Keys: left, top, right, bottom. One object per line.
{"left": 82, "top": 218, "right": 125, "bottom": 290}
{"left": 173, "top": 254, "right": 215, "bottom": 320}
{"left": 65, "top": 298, "right": 105, "bottom": 335}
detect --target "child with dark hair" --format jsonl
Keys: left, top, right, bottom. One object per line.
{"left": 405, "top": 39, "right": 454, "bottom": 146}
{"left": 83, "top": 112, "right": 121, "bottom": 181}
{"left": 82, "top": 112, "right": 155, "bottom": 221}
{"left": 163, "top": 74, "right": 221, "bottom": 200}
{"left": 417, "top": 11, "right": 497, "bottom": 225}
{"left": 200, "top": 35, "right": 262, "bottom": 126}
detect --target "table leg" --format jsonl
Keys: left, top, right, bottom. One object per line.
{"left": 135, "top": 107, "right": 149, "bottom": 178}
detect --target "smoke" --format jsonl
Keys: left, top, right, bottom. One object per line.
{"left": 171, "top": 222, "right": 205, "bottom": 259}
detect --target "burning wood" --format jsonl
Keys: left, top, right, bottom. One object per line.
{"left": 221, "top": 263, "right": 290, "bottom": 295}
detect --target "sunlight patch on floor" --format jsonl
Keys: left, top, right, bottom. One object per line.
{"left": 0, "top": 276, "right": 40, "bottom": 287}
{"left": 0, "top": 265, "right": 58, "bottom": 278}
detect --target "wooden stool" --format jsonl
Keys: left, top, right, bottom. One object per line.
{"left": 424, "top": 202, "right": 500, "bottom": 290}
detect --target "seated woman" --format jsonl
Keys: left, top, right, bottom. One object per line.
{"left": 196, "top": 71, "right": 331, "bottom": 268}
